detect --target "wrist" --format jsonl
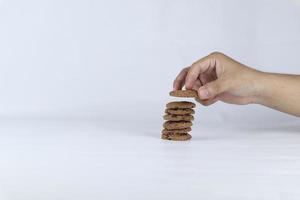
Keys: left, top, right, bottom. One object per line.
{"left": 251, "top": 71, "right": 272, "bottom": 105}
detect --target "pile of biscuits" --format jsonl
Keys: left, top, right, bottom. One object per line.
{"left": 161, "top": 90, "right": 198, "bottom": 141}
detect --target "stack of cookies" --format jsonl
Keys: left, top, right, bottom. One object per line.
{"left": 161, "top": 90, "right": 198, "bottom": 141}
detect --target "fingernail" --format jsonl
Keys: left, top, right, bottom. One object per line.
{"left": 199, "top": 88, "right": 210, "bottom": 99}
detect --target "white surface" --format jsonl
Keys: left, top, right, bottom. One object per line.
{"left": 0, "top": 0, "right": 300, "bottom": 199}
{"left": 0, "top": 102, "right": 300, "bottom": 200}
{"left": 0, "top": 117, "right": 300, "bottom": 200}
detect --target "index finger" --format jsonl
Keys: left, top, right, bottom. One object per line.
{"left": 185, "top": 56, "right": 212, "bottom": 89}
{"left": 173, "top": 67, "right": 189, "bottom": 90}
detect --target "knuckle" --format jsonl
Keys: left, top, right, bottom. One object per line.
{"left": 202, "top": 100, "right": 212, "bottom": 106}
{"left": 209, "top": 51, "right": 224, "bottom": 58}
{"left": 190, "top": 60, "right": 200, "bottom": 68}
{"left": 184, "top": 66, "right": 190, "bottom": 70}
{"left": 181, "top": 67, "right": 190, "bottom": 73}
{"left": 191, "top": 61, "right": 197, "bottom": 66}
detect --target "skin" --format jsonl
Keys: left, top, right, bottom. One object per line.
{"left": 173, "top": 52, "right": 300, "bottom": 117}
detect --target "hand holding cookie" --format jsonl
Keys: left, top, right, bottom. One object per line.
{"left": 173, "top": 52, "right": 263, "bottom": 106}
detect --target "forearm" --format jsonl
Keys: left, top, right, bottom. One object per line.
{"left": 256, "top": 72, "right": 300, "bottom": 117}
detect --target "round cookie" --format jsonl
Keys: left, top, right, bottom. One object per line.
{"left": 169, "top": 90, "right": 198, "bottom": 98}
{"left": 163, "top": 114, "right": 194, "bottom": 121}
{"left": 165, "top": 108, "right": 195, "bottom": 115}
{"left": 163, "top": 121, "right": 193, "bottom": 130}
{"left": 162, "top": 127, "right": 192, "bottom": 134}
{"left": 166, "top": 101, "right": 196, "bottom": 109}
{"left": 161, "top": 133, "right": 192, "bottom": 141}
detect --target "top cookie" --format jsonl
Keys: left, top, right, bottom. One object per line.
{"left": 169, "top": 90, "right": 198, "bottom": 98}
{"left": 166, "top": 101, "right": 196, "bottom": 109}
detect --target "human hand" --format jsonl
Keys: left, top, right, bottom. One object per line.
{"left": 173, "top": 52, "right": 264, "bottom": 106}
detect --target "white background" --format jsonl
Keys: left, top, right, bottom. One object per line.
{"left": 0, "top": 0, "right": 300, "bottom": 199}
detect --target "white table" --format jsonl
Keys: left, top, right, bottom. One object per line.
{"left": 0, "top": 105, "right": 299, "bottom": 200}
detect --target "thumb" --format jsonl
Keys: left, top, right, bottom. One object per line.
{"left": 198, "top": 79, "right": 228, "bottom": 100}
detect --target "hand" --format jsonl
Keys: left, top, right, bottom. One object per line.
{"left": 173, "top": 52, "right": 264, "bottom": 106}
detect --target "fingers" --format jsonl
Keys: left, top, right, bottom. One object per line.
{"left": 194, "top": 96, "right": 218, "bottom": 106}
{"left": 173, "top": 67, "right": 189, "bottom": 90}
{"left": 185, "top": 56, "right": 214, "bottom": 89}
{"left": 199, "top": 73, "right": 216, "bottom": 86}
{"left": 191, "top": 79, "right": 202, "bottom": 91}
{"left": 198, "top": 79, "right": 229, "bottom": 100}
{"left": 174, "top": 53, "right": 221, "bottom": 91}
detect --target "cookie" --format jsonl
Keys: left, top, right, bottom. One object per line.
{"left": 166, "top": 101, "right": 196, "bottom": 109}
{"left": 161, "top": 133, "right": 192, "bottom": 141}
{"left": 163, "top": 114, "right": 194, "bottom": 121}
{"left": 165, "top": 108, "right": 195, "bottom": 115}
{"left": 169, "top": 90, "right": 198, "bottom": 98}
{"left": 163, "top": 121, "right": 193, "bottom": 130}
{"left": 162, "top": 127, "right": 192, "bottom": 134}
